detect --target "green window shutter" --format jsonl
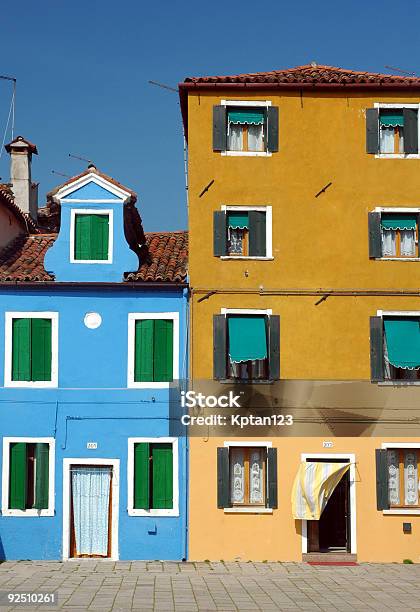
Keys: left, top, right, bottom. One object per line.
{"left": 366, "top": 108, "right": 379, "bottom": 154}
{"left": 266, "top": 448, "right": 278, "bottom": 509}
{"left": 213, "top": 105, "right": 227, "bottom": 151}
{"left": 12, "top": 318, "right": 31, "bottom": 381}
{"left": 368, "top": 212, "right": 382, "bottom": 258}
{"left": 217, "top": 447, "right": 230, "bottom": 508}
{"left": 370, "top": 316, "right": 384, "bottom": 382}
{"left": 375, "top": 449, "right": 390, "bottom": 510}
{"left": 266, "top": 106, "right": 279, "bottom": 153}
{"left": 268, "top": 315, "right": 280, "bottom": 380}
{"left": 151, "top": 443, "right": 173, "bottom": 509}
{"left": 74, "top": 214, "right": 91, "bottom": 260}
{"left": 91, "top": 214, "right": 109, "bottom": 260}
{"left": 403, "top": 108, "right": 418, "bottom": 154}
{"left": 134, "top": 442, "right": 150, "bottom": 509}
{"left": 33, "top": 443, "right": 49, "bottom": 509}
{"left": 9, "top": 442, "right": 27, "bottom": 510}
{"left": 248, "top": 211, "right": 267, "bottom": 257}
{"left": 134, "top": 320, "right": 154, "bottom": 382}
{"left": 214, "top": 211, "right": 227, "bottom": 257}
{"left": 153, "top": 319, "right": 174, "bottom": 382}
{"left": 213, "top": 315, "right": 227, "bottom": 380}
{"left": 31, "top": 319, "right": 52, "bottom": 382}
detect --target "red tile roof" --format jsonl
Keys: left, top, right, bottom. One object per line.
{"left": 0, "top": 231, "right": 188, "bottom": 284}
{"left": 0, "top": 184, "right": 39, "bottom": 234}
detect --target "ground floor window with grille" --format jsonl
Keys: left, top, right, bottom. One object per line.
{"left": 387, "top": 449, "right": 420, "bottom": 508}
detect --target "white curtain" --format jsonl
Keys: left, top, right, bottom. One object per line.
{"left": 249, "top": 449, "right": 263, "bottom": 504}
{"left": 248, "top": 125, "right": 264, "bottom": 152}
{"left": 230, "top": 448, "right": 244, "bottom": 503}
{"left": 228, "top": 124, "right": 243, "bottom": 151}
{"left": 381, "top": 229, "right": 396, "bottom": 256}
{"left": 72, "top": 466, "right": 111, "bottom": 556}
{"left": 404, "top": 451, "right": 418, "bottom": 505}
{"left": 380, "top": 127, "right": 395, "bottom": 153}
{"left": 400, "top": 229, "right": 416, "bottom": 256}
{"left": 228, "top": 227, "right": 244, "bottom": 255}
{"left": 387, "top": 450, "right": 400, "bottom": 506}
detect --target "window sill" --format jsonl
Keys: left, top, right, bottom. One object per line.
{"left": 220, "top": 256, "right": 274, "bottom": 261}
{"left": 217, "top": 379, "right": 275, "bottom": 385}
{"left": 378, "top": 381, "right": 420, "bottom": 386}
{"left": 127, "top": 381, "right": 171, "bottom": 389}
{"left": 375, "top": 154, "right": 420, "bottom": 159}
{"left": 383, "top": 509, "right": 420, "bottom": 515}
{"left": 224, "top": 507, "right": 273, "bottom": 514}
{"left": 1, "top": 509, "right": 54, "bottom": 517}
{"left": 375, "top": 257, "right": 420, "bottom": 261}
{"left": 128, "top": 509, "right": 179, "bottom": 517}
{"left": 221, "top": 151, "right": 272, "bottom": 157}
{"left": 4, "top": 381, "right": 58, "bottom": 389}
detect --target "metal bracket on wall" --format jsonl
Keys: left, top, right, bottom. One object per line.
{"left": 199, "top": 179, "right": 215, "bottom": 198}
{"left": 315, "top": 182, "right": 332, "bottom": 198}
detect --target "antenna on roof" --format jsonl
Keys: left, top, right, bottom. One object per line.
{"left": 52, "top": 170, "right": 71, "bottom": 178}
{"left": 69, "top": 152, "right": 93, "bottom": 164}
{"left": 148, "top": 80, "right": 178, "bottom": 93}
{"left": 384, "top": 65, "right": 416, "bottom": 76}
{"left": 0, "top": 75, "right": 16, "bottom": 161}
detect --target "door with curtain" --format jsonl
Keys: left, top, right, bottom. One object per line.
{"left": 70, "top": 465, "right": 113, "bottom": 558}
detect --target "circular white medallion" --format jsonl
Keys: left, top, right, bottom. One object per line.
{"left": 84, "top": 312, "right": 102, "bottom": 329}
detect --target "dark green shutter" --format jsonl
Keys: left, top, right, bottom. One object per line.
{"left": 33, "top": 443, "right": 49, "bottom": 509}
{"left": 248, "top": 211, "right": 267, "bottom": 257}
{"left": 31, "top": 319, "right": 52, "bottom": 381}
{"left": 370, "top": 317, "right": 384, "bottom": 383}
{"left": 151, "top": 443, "right": 173, "bottom": 509}
{"left": 134, "top": 442, "right": 150, "bottom": 509}
{"left": 403, "top": 108, "right": 418, "bottom": 154}
{"left": 268, "top": 315, "right": 280, "bottom": 380}
{"left": 267, "top": 448, "right": 278, "bottom": 509}
{"left": 213, "top": 315, "right": 227, "bottom": 380}
{"left": 12, "top": 318, "right": 31, "bottom": 381}
{"left": 74, "top": 214, "right": 91, "bottom": 260}
{"left": 266, "top": 106, "right": 279, "bottom": 152}
{"left": 9, "top": 442, "right": 27, "bottom": 510}
{"left": 217, "top": 447, "right": 230, "bottom": 508}
{"left": 366, "top": 108, "right": 379, "bottom": 154}
{"left": 213, "top": 106, "right": 227, "bottom": 151}
{"left": 368, "top": 212, "right": 382, "bottom": 258}
{"left": 375, "top": 449, "right": 390, "bottom": 510}
{"left": 153, "top": 319, "right": 174, "bottom": 382}
{"left": 91, "top": 215, "right": 109, "bottom": 260}
{"left": 214, "top": 211, "right": 227, "bottom": 256}
{"left": 134, "top": 320, "right": 154, "bottom": 382}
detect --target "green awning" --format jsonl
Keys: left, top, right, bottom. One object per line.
{"left": 228, "top": 315, "right": 267, "bottom": 363}
{"left": 379, "top": 112, "right": 404, "bottom": 127}
{"left": 384, "top": 318, "right": 420, "bottom": 369}
{"left": 381, "top": 214, "right": 417, "bottom": 231}
{"left": 228, "top": 109, "right": 264, "bottom": 125}
{"left": 227, "top": 212, "right": 249, "bottom": 229}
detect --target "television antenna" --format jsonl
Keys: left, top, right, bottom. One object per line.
{"left": 0, "top": 75, "right": 16, "bottom": 161}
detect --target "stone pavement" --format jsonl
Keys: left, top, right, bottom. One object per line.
{"left": 0, "top": 560, "right": 420, "bottom": 611}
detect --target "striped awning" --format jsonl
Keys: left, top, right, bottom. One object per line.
{"left": 291, "top": 461, "right": 350, "bottom": 520}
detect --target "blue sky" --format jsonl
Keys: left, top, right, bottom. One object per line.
{"left": 0, "top": 0, "right": 419, "bottom": 231}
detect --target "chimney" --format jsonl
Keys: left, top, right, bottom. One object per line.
{"left": 5, "top": 136, "right": 38, "bottom": 220}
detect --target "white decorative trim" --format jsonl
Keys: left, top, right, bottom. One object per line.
{"left": 1, "top": 437, "right": 55, "bottom": 517}
{"left": 221, "top": 100, "right": 272, "bottom": 107}
{"left": 300, "top": 453, "right": 356, "bottom": 555}
{"left": 221, "top": 308, "right": 272, "bottom": 315}
{"left": 54, "top": 173, "right": 131, "bottom": 202}
{"left": 62, "top": 458, "right": 120, "bottom": 560}
{"left": 221, "top": 256, "right": 274, "bottom": 260}
{"left": 375, "top": 258, "right": 420, "bottom": 262}
{"left": 127, "top": 437, "right": 179, "bottom": 517}
{"left": 224, "top": 441, "right": 272, "bottom": 448}
{"left": 383, "top": 509, "right": 420, "bottom": 515}
{"left": 377, "top": 310, "right": 420, "bottom": 317}
{"left": 4, "top": 312, "right": 59, "bottom": 388}
{"left": 224, "top": 507, "right": 273, "bottom": 514}
{"left": 221, "top": 205, "right": 273, "bottom": 259}
{"left": 373, "top": 103, "right": 420, "bottom": 159}
{"left": 220, "top": 100, "right": 272, "bottom": 156}
{"left": 127, "top": 312, "right": 179, "bottom": 388}
{"left": 374, "top": 206, "right": 420, "bottom": 212}
{"left": 221, "top": 151, "right": 272, "bottom": 157}
{"left": 69, "top": 209, "right": 113, "bottom": 264}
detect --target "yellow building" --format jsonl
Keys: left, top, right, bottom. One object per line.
{"left": 179, "top": 64, "right": 420, "bottom": 562}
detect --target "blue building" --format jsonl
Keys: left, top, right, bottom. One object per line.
{"left": 0, "top": 160, "right": 188, "bottom": 560}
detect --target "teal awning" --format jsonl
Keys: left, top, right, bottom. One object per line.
{"left": 381, "top": 214, "right": 417, "bottom": 231}
{"left": 228, "top": 109, "right": 264, "bottom": 125}
{"left": 384, "top": 318, "right": 420, "bottom": 369}
{"left": 227, "top": 212, "right": 249, "bottom": 229}
{"left": 379, "top": 112, "right": 404, "bottom": 127}
{"left": 228, "top": 316, "right": 267, "bottom": 363}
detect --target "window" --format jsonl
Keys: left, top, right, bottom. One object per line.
{"left": 366, "top": 106, "right": 418, "bottom": 156}
{"left": 213, "top": 103, "right": 279, "bottom": 154}
{"left": 1, "top": 438, "right": 54, "bottom": 516}
{"left": 387, "top": 449, "right": 420, "bottom": 508}
{"left": 70, "top": 210, "right": 112, "bottom": 263}
{"left": 5, "top": 313, "right": 58, "bottom": 387}
{"left": 370, "top": 314, "right": 420, "bottom": 382}
{"left": 213, "top": 311, "right": 280, "bottom": 381}
{"left": 217, "top": 445, "right": 277, "bottom": 511}
{"left": 368, "top": 210, "right": 419, "bottom": 259}
{"left": 214, "top": 207, "right": 272, "bottom": 258}
{"left": 128, "top": 438, "right": 179, "bottom": 516}
{"left": 127, "top": 313, "right": 179, "bottom": 387}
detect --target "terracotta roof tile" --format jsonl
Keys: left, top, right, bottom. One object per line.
{"left": 0, "top": 234, "right": 55, "bottom": 281}
{"left": 0, "top": 184, "right": 39, "bottom": 234}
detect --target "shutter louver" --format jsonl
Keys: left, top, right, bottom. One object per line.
{"left": 368, "top": 212, "right": 382, "bottom": 259}
{"left": 91, "top": 214, "right": 109, "bottom": 260}
{"left": 9, "top": 442, "right": 27, "bottom": 510}
{"left": 213, "top": 106, "right": 227, "bottom": 151}
{"left": 370, "top": 316, "right": 384, "bottom": 383}
{"left": 403, "top": 108, "right": 418, "bottom": 154}
{"left": 33, "top": 443, "right": 49, "bottom": 509}
{"left": 268, "top": 315, "right": 280, "bottom": 380}
{"left": 152, "top": 443, "right": 173, "bottom": 509}
{"left": 217, "top": 447, "right": 230, "bottom": 508}
{"left": 153, "top": 319, "right": 174, "bottom": 382}
{"left": 12, "top": 318, "right": 31, "bottom": 381}
{"left": 213, "top": 315, "right": 227, "bottom": 380}
{"left": 134, "top": 320, "right": 154, "bottom": 382}
{"left": 376, "top": 448, "right": 390, "bottom": 510}
{"left": 31, "top": 319, "right": 52, "bottom": 382}
{"left": 74, "top": 214, "right": 91, "bottom": 260}
{"left": 366, "top": 108, "right": 379, "bottom": 154}
{"left": 134, "top": 442, "right": 150, "bottom": 509}
{"left": 267, "top": 447, "right": 278, "bottom": 509}
{"left": 266, "top": 106, "right": 279, "bottom": 152}
{"left": 214, "top": 211, "right": 227, "bottom": 257}
{"left": 248, "top": 211, "right": 266, "bottom": 257}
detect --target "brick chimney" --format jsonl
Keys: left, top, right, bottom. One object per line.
{"left": 5, "top": 136, "right": 38, "bottom": 220}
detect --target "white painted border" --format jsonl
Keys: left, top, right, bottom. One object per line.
{"left": 69, "top": 209, "right": 114, "bottom": 264}
{"left": 127, "top": 437, "right": 179, "bottom": 517}
{"left": 381, "top": 442, "right": 420, "bottom": 514}
{"left": 377, "top": 310, "right": 420, "bottom": 317}
{"left": 220, "top": 205, "right": 273, "bottom": 259}
{"left": 127, "top": 312, "right": 179, "bottom": 388}
{"left": 221, "top": 308, "right": 273, "bottom": 315}
{"left": 1, "top": 437, "right": 55, "bottom": 517}
{"left": 54, "top": 173, "right": 131, "bottom": 202}
{"left": 221, "top": 100, "right": 272, "bottom": 107}
{"left": 300, "top": 453, "right": 357, "bottom": 555}
{"left": 220, "top": 99, "right": 272, "bottom": 157}
{"left": 4, "top": 312, "right": 59, "bottom": 388}
{"left": 224, "top": 441, "right": 272, "bottom": 448}
{"left": 373, "top": 103, "right": 420, "bottom": 159}
{"left": 373, "top": 207, "right": 420, "bottom": 261}
{"left": 62, "top": 458, "right": 120, "bottom": 561}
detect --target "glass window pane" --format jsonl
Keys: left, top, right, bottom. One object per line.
{"left": 230, "top": 448, "right": 245, "bottom": 503}
{"left": 400, "top": 229, "right": 416, "bottom": 257}
{"left": 380, "top": 127, "right": 396, "bottom": 153}
{"left": 249, "top": 449, "right": 264, "bottom": 504}
{"left": 248, "top": 125, "right": 264, "bottom": 152}
{"left": 404, "top": 451, "right": 418, "bottom": 506}
{"left": 228, "top": 125, "right": 243, "bottom": 151}
{"left": 381, "top": 229, "right": 396, "bottom": 256}
{"left": 387, "top": 449, "right": 400, "bottom": 505}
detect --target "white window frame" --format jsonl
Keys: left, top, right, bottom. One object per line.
{"left": 223, "top": 441, "right": 273, "bottom": 514}
{"left": 4, "top": 312, "right": 59, "bottom": 388}
{"left": 127, "top": 312, "right": 179, "bottom": 388}
{"left": 373, "top": 206, "right": 420, "bottom": 261}
{"left": 374, "top": 103, "right": 420, "bottom": 159}
{"left": 221, "top": 205, "right": 273, "bottom": 260}
{"left": 1, "top": 437, "right": 55, "bottom": 517}
{"left": 127, "top": 437, "right": 179, "bottom": 517}
{"left": 377, "top": 310, "right": 420, "bottom": 386}
{"left": 221, "top": 100, "right": 272, "bottom": 157}
{"left": 382, "top": 442, "right": 420, "bottom": 515}
{"left": 69, "top": 208, "right": 114, "bottom": 264}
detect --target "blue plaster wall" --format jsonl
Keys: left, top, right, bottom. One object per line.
{"left": 0, "top": 287, "right": 188, "bottom": 561}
